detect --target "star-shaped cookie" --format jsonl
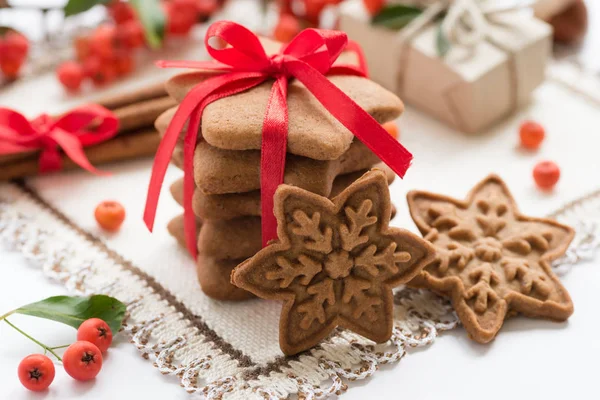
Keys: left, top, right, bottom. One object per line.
{"left": 231, "top": 170, "right": 435, "bottom": 355}
{"left": 407, "top": 175, "right": 575, "bottom": 343}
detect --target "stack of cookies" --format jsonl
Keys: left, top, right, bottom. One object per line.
{"left": 155, "top": 38, "right": 405, "bottom": 301}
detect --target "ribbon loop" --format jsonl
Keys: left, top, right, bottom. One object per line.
{"left": 205, "top": 21, "right": 271, "bottom": 71}
{"left": 401, "top": 0, "right": 535, "bottom": 49}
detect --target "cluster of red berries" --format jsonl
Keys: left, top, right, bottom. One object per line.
{"left": 273, "top": 0, "right": 385, "bottom": 43}
{"left": 18, "top": 318, "right": 113, "bottom": 391}
{"left": 0, "top": 31, "right": 29, "bottom": 80}
{"left": 274, "top": 0, "right": 342, "bottom": 43}
{"left": 518, "top": 120, "right": 560, "bottom": 191}
{"left": 57, "top": 0, "right": 220, "bottom": 92}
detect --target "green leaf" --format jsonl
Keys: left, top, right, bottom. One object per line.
{"left": 14, "top": 295, "right": 126, "bottom": 334}
{"left": 436, "top": 23, "right": 451, "bottom": 58}
{"left": 130, "top": 0, "right": 166, "bottom": 49}
{"left": 64, "top": 0, "right": 111, "bottom": 17}
{"left": 371, "top": 4, "right": 423, "bottom": 30}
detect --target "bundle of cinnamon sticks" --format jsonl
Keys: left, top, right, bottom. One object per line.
{"left": 0, "top": 82, "right": 176, "bottom": 181}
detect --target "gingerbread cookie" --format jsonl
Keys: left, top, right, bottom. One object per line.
{"left": 197, "top": 255, "right": 255, "bottom": 301}
{"left": 406, "top": 175, "right": 575, "bottom": 343}
{"left": 231, "top": 170, "right": 435, "bottom": 355}
{"left": 164, "top": 38, "right": 403, "bottom": 161}
{"left": 167, "top": 138, "right": 382, "bottom": 195}
{"left": 170, "top": 165, "right": 395, "bottom": 220}
{"left": 167, "top": 215, "right": 254, "bottom": 301}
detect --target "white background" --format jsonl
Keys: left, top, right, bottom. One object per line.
{"left": 1, "top": 1, "right": 600, "bottom": 399}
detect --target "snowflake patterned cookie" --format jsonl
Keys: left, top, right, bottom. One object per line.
{"left": 407, "top": 175, "right": 575, "bottom": 343}
{"left": 231, "top": 170, "right": 436, "bottom": 355}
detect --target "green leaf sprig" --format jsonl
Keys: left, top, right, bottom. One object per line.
{"left": 370, "top": 4, "right": 451, "bottom": 58}
{"left": 371, "top": 4, "right": 423, "bottom": 30}
{"left": 0, "top": 295, "right": 126, "bottom": 361}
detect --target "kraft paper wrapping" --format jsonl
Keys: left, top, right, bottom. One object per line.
{"left": 339, "top": 2, "right": 552, "bottom": 134}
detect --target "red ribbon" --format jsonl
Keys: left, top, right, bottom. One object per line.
{"left": 0, "top": 104, "right": 119, "bottom": 174}
{"left": 144, "top": 21, "right": 413, "bottom": 258}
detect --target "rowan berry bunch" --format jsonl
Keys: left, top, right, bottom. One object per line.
{"left": 272, "top": 0, "right": 383, "bottom": 42}
{"left": 18, "top": 319, "right": 111, "bottom": 391}
{"left": 0, "top": 30, "right": 29, "bottom": 80}
{"left": 2, "top": 295, "right": 126, "bottom": 392}
{"left": 57, "top": 0, "right": 221, "bottom": 92}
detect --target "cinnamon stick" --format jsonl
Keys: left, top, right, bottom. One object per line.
{"left": 96, "top": 82, "right": 168, "bottom": 110}
{"left": 0, "top": 129, "right": 160, "bottom": 181}
{"left": 115, "top": 96, "right": 177, "bottom": 133}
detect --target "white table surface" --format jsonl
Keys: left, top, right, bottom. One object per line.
{"left": 1, "top": 2, "right": 600, "bottom": 399}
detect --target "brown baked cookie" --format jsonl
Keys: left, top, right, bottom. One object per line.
{"left": 406, "top": 175, "right": 575, "bottom": 343}
{"left": 167, "top": 214, "right": 202, "bottom": 249}
{"left": 164, "top": 39, "right": 403, "bottom": 161}
{"left": 170, "top": 139, "right": 381, "bottom": 195}
{"left": 157, "top": 109, "right": 383, "bottom": 195}
{"left": 169, "top": 177, "right": 398, "bottom": 261}
{"left": 197, "top": 255, "right": 255, "bottom": 301}
{"left": 169, "top": 165, "right": 395, "bottom": 220}
{"left": 167, "top": 215, "right": 254, "bottom": 301}
{"left": 231, "top": 170, "right": 435, "bottom": 355}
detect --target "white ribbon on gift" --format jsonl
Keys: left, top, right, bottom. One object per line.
{"left": 397, "top": 0, "right": 537, "bottom": 49}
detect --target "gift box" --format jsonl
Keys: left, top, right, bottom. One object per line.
{"left": 338, "top": 0, "right": 552, "bottom": 134}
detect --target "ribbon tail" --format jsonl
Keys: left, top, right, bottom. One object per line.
{"left": 260, "top": 77, "right": 289, "bottom": 246}
{"left": 183, "top": 107, "right": 202, "bottom": 258}
{"left": 143, "top": 72, "right": 268, "bottom": 236}
{"left": 49, "top": 129, "right": 106, "bottom": 175}
{"left": 289, "top": 61, "right": 413, "bottom": 177}
{"left": 143, "top": 96, "right": 197, "bottom": 232}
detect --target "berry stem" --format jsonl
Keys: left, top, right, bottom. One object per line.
{"left": 0, "top": 310, "right": 15, "bottom": 321}
{"left": 50, "top": 344, "right": 70, "bottom": 350}
{"left": 4, "top": 319, "right": 62, "bottom": 362}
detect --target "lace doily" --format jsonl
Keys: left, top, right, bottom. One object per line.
{"left": 0, "top": 181, "right": 597, "bottom": 399}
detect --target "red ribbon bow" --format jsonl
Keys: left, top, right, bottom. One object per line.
{"left": 0, "top": 104, "right": 119, "bottom": 174}
{"left": 144, "top": 21, "right": 413, "bottom": 258}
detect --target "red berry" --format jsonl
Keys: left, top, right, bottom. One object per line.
{"left": 196, "top": 0, "right": 219, "bottom": 16}
{"left": 0, "top": 59, "right": 23, "bottom": 79}
{"left": 57, "top": 61, "right": 85, "bottom": 92}
{"left": 116, "top": 20, "right": 145, "bottom": 48}
{"left": 382, "top": 121, "right": 399, "bottom": 140}
{"left": 18, "top": 354, "right": 55, "bottom": 392}
{"left": 95, "top": 200, "right": 126, "bottom": 231}
{"left": 164, "top": 1, "right": 199, "bottom": 36}
{"left": 304, "top": 0, "right": 327, "bottom": 24}
{"left": 278, "top": 0, "right": 293, "bottom": 14}
{"left": 362, "top": 0, "right": 385, "bottom": 15}
{"left": 0, "top": 31, "right": 29, "bottom": 79}
{"left": 2, "top": 31, "right": 29, "bottom": 62}
{"left": 63, "top": 341, "right": 103, "bottom": 381}
{"left": 77, "top": 318, "right": 113, "bottom": 353}
{"left": 108, "top": 1, "right": 136, "bottom": 24}
{"left": 114, "top": 54, "right": 134, "bottom": 76}
{"left": 90, "top": 25, "right": 117, "bottom": 59}
{"left": 533, "top": 160, "right": 560, "bottom": 190}
{"left": 519, "top": 120, "right": 545, "bottom": 150}
{"left": 274, "top": 14, "right": 301, "bottom": 43}
{"left": 84, "top": 57, "right": 116, "bottom": 87}
{"left": 74, "top": 35, "right": 91, "bottom": 62}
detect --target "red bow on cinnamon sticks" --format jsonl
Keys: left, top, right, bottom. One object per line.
{"left": 144, "top": 21, "right": 413, "bottom": 258}
{"left": 0, "top": 104, "right": 119, "bottom": 174}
